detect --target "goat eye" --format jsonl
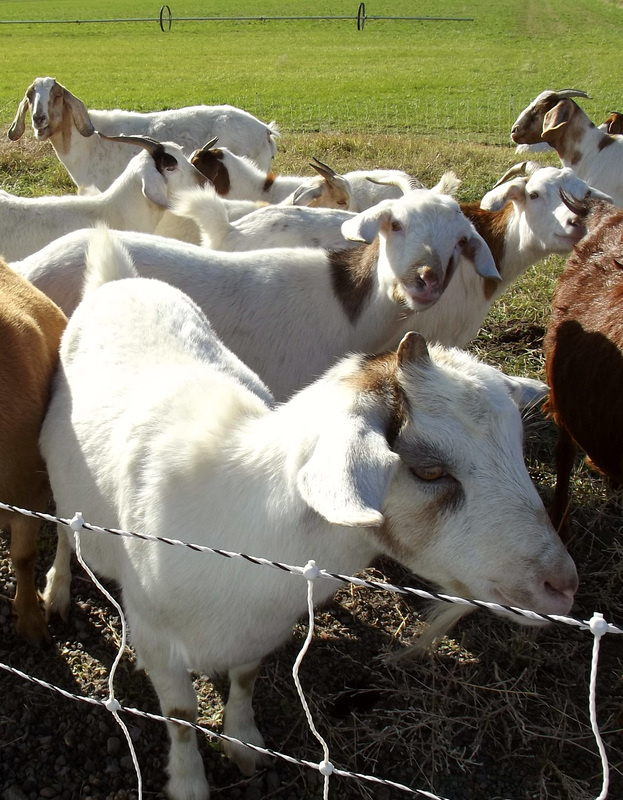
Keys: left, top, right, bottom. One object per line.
{"left": 410, "top": 465, "right": 446, "bottom": 481}
{"left": 529, "top": 191, "right": 539, "bottom": 200}
{"left": 337, "top": 200, "right": 348, "bottom": 207}
{"left": 391, "top": 220, "right": 403, "bottom": 232}
{"left": 458, "top": 236, "right": 468, "bottom": 248}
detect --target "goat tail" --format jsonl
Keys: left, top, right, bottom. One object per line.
{"left": 83, "top": 225, "right": 138, "bottom": 296}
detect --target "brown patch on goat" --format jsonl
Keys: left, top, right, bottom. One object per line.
{"left": 348, "top": 350, "right": 411, "bottom": 448}
{"left": 190, "top": 148, "right": 231, "bottom": 196}
{"left": 598, "top": 135, "right": 616, "bottom": 152}
{"left": 544, "top": 200, "right": 623, "bottom": 538}
{"left": 460, "top": 202, "right": 510, "bottom": 299}
{"left": 328, "top": 241, "right": 378, "bottom": 323}
{"left": 262, "top": 173, "right": 276, "bottom": 195}
{"left": 0, "top": 260, "right": 67, "bottom": 644}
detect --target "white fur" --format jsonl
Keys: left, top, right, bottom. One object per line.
{"left": 8, "top": 77, "right": 279, "bottom": 190}
{"left": 13, "top": 187, "right": 498, "bottom": 401}
{"left": 0, "top": 142, "right": 206, "bottom": 261}
{"left": 40, "top": 229, "right": 577, "bottom": 800}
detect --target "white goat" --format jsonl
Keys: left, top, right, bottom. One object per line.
{"left": 380, "top": 161, "right": 611, "bottom": 349}
{"left": 190, "top": 145, "right": 352, "bottom": 206}
{"left": 8, "top": 77, "right": 279, "bottom": 190}
{"left": 13, "top": 186, "right": 499, "bottom": 402}
{"left": 0, "top": 134, "right": 207, "bottom": 261}
{"left": 510, "top": 89, "right": 623, "bottom": 206}
{"left": 170, "top": 172, "right": 455, "bottom": 252}
{"left": 40, "top": 227, "right": 577, "bottom": 800}
{"left": 172, "top": 185, "right": 356, "bottom": 251}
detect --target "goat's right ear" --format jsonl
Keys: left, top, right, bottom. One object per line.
{"left": 141, "top": 159, "right": 169, "bottom": 208}
{"left": 296, "top": 406, "right": 400, "bottom": 528}
{"left": 341, "top": 201, "right": 393, "bottom": 243}
{"left": 480, "top": 178, "right": 527, "bottom": 211}
{"left": 8, "top": 94, "right": 30, "bottom": 141}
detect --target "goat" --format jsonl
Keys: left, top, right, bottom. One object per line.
{"left": 543, "top": 192, "right": 623, "bottom": 539}
{"left": 8, "top": 77, "right": 279, "bottom": 190}
{"left": 372, "top": 162, "right": 609, "bottom": 349}
{"left": 0, "top": 258, "right": 66, "bottom": 644}
{"left": 510, "top": 89, "right": 623, "bottom": 206}
{"left": 173, "top": 185, "right": 356, "bottom": 251}
{"left": 12, "top": 186, "right": 499, "bottom": 402}
{"left": 0, "top": 134, "right": 207, "bottom": 261}
{"left": 189, "top": 145, "right": 352, "bottom": 206}
{"left": 170, "top": 172, "right": 456, "bottom": 253}
{"left": 40, "top": 227, "right": 577, "bottom": 799}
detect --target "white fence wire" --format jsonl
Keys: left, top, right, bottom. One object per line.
{"left": 0, "top": 500, "right": 620, "bottom": 800}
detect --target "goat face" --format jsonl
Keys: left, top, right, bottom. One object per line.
{"left": 342, "top": 191, "right": 498, "bottom": 310}
{"left": 511, "top": 90, "right": 589, "bottom": 146}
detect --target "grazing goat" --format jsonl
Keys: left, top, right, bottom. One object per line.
{"left": 543, "top": 192, "right": 623, "bottom": 539}
{"left": 13, "top": 185, "right": 499, "bottom": 401}
{"left": 0, "top": 134, "right": 207, "bottom": 261}
{"left": 40, "top": 228, "right": 577, "bottom": 800}
{"left": 0, "top": 258, "right": 66, "bottom": 644}
{"left": 8, "top": 77, "right": 279, "bottom": 190}
{"left": 376, "top": 162, "right": 608, "bottom": 348}
{"left": 510, "top": 89, "right": 623, "bottom": 206}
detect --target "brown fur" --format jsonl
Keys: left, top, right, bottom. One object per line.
{"left": 328, "top": 241, "right": 378, "bottom": 323}
{"left": 190, "top": 148, "right": 231, "bottom": 196}
{"left": 0, "top": 260, "right": 67, "bottom": 643}
{"left": 461, "top": 201, "right": 512, "bottom": 299}
{"left": 262, "top": 172, "right": 276, "bottom": 195}
{"left": 543, "top": 198, "right": 623, "bottom": 538}
{"left": 602, "top": 111, "right": 623, "bottom": 135}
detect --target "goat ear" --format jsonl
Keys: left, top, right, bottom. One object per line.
{"left": 62, "top": 88, "right": 95, "bottom": 137}
{"left": 141, "top": 161, "right": 169, "bottom": 208}
{"left": 292, "top": 183, "right": 322, "bottom": 206}
{"left": 8, "top": 94, "right": 30, "bottom": 141}
{"left": 297, "top": 407, "right": 400, "bottom": 527}
{"left": 542, "top": 100, "right": 573, "bottom": 142}
{"left": 341, "top": 201, "right": 392, "bottom": 243}
{"left": 502, "top": 375, "right": 549, "bottom": 410}
{"left": 480, "top": 178, "right": 527, "bottom": 211}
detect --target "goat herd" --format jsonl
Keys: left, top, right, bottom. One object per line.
{"left": 1, "top": 79, "right": 622, "bottom": 799}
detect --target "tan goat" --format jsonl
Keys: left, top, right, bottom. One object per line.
{"left": 0, "top": 259, "right": 66, "bottom": 644}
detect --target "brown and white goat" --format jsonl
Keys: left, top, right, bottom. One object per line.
{"left": 0, "top": 259, "right": 67, "bottom": 643}
{"left": 544, "top": 193, "right": 623, "bottom": 539}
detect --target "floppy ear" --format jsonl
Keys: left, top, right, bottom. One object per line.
{"left": 292, "top": 183, "right": 322, "bottom": 206}
{"left": 297, "top": 406, "right": 400, "bottom": 527}
{"left": 502, "top": 375, "right": 549, "bottom": 409}
{"left": 8, "top": 93, "right": 30, "bottom": 141}
{"left": 341, "top": 200, "right": 393, "bottom": 243}
{"left": 542, "top": 100, "right": 574, "bottom": 143}
{"left": 480, "top": 178, "right": 527, "bottom": 211}
{"left": 62, "top": 86, "right": 96, "bottom": 137}
{"left": 141, "top": 159, "right": 169, "bottom": 208}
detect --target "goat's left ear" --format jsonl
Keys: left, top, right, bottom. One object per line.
{"left": 502, "top": 375, "right": 549, "bottom": 410}
{"left": 480, "top": 178, "right": 527, "bottom": 211}
{"left": 292, "top": 183, "right": 322, "bottom": 206}
{"left": 542, "top": 100, "right": 574, "bottom": 142}
{"left": 341, "top": 200, "right": 393, "bottom": 243}
{"left": 141, "top": 160, "right": 169, "bottom": 208}
{"left": 297, "top": 407, "right": 400, "bottom": 527}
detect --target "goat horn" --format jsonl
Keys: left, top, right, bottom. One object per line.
{"left": 310, "top": 157, "right": 337, "bottom": 178}
{"left": 559, "top": 188, "right": 588, "bottom": 216}
{"left": 365, "top": 174, "right": 419, "bottom": 195}
{"left": 96, "top": 132, "right": 165, "bottom": 156}
{"left": 197, "top": 136, "right": 219, "bottom": 152}
{"left": 491, "top": 161, "right": 531, "bottom": 188}
{"left": 555, "top": 89, "right": 591, "bottom": 100}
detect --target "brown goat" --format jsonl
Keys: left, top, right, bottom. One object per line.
{"left": 544, "top": 193, "right": 623, "bottom": 539}
{"left": 0, "top": 259, "right": 66, "bottom": 643}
